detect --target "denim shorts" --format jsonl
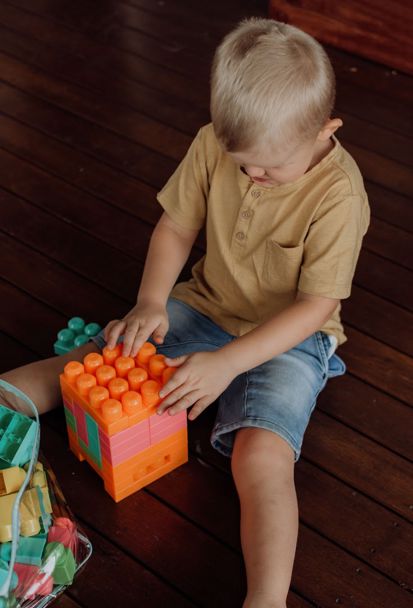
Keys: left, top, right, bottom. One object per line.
{"left": 91, "top": 298, "right": 346, "bottom": 462}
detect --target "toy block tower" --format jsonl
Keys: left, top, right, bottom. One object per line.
{"left": 60, "top": 343, "right": 188, "bottom": 502}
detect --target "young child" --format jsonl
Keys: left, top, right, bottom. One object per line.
{"left": 1, "top": 18, "right": 369, "bottom": 608}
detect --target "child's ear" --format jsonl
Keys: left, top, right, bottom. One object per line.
{"left": 318, "top": 118, "right": 343, "bottom": 141}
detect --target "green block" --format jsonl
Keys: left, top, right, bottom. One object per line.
{"left": 0, "top": 405, "right": 37, "bottom": 468}
{"left": 63, "top": 407, "right": 77, "bottom": 434}
{"left": 43, "top": 542, "right": 76, "bottom": 585}
{"left": 0, "top": 596, "right": 17, "bottom": 608}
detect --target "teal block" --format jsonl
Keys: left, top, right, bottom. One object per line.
{"left": 0, "top": 558, "right": 18, "bottom": 591}
{"left": 0, "top": 543, "right": 11, "bottom": 561}
{"left": 85, "top": 414, "right": 101, "bottom": 469}
{"left": 63, "top": 407, "right": 77, "bottom": 434}
{"left": 0, "top": 597, "right": 17, "bottom": 608}
{"left": 15, "top": 533, "right": 47, "bottom": 566}
{"left": 0, "top": 405, "right": 37, "bottom": 468}
{"left": 78, "top": 415, "right": 102, "bottom": 470}
{"left": 54, "top": 317, "right": 101, "bottom": 356}
{"left": 79, "top": 435, "right": 101, "bottom": 470}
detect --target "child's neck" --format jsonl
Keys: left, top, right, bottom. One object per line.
{"left": 308, "top": 136, "right": 335, "bottom": 172}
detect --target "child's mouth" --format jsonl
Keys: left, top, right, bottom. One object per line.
{"left": 252, "top": 176, "right": 270, "bottom": 183}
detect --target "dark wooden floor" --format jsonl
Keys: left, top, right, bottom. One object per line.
{"left": 0, "top": 1, "right": 412, "bottom": 607}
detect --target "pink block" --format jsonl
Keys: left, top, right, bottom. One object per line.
{"left": 73, "top": 402, "right": 88, "bottom": 446}
{"left": 99, "top": 418, "right": 150, "bottom": 448}
{"left": 47, "top": 517, "right": 77, "bottom": 554}
{"left": 109, "top": 438, "right": 150, "bottom": 466}
{"left": 99, "top": 420, "right": 150, "bottom": 465}
{"left": 150, "top": 410, "right": 187, "bottom": 444}
{"left": 14, "top": 564, "right": 53, "bottom": 599}
{"left": 99, "top": 439, "right": 111, "bottom": 463}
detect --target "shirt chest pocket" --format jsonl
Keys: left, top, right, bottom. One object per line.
{"left": 262, "top": 240, "right": 304, "bottom": 291}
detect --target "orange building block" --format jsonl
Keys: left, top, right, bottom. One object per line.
{"left": 61, "top": 342, "right": 188, "bottom": 502}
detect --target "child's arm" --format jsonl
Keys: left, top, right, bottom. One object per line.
{"left": 105, "top": 212, "right": 199, "bottom": 356}
{"left": 158, "top": 292, "right": 338, "bottom": 420}
{"left": 212, "top": 291, "right": 339, "bottom": 374}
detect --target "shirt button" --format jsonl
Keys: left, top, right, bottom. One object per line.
{"left": 241, "top": 209, "right": 253, "bottom": 219}
{"left": 251, "top": 190, "right": 261, "bottom": 198}
{"left": 236, "top": 231, "right": 246, "bottom": 241}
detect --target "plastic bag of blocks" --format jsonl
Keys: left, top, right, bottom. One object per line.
{"left": 0, "top": 381, "right": 92, "bottom": 608}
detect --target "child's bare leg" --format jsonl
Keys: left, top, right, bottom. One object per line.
{"left": 231, "top": 427, "right": 298, "bottom": 608}
{"left": 0, "top": 342, "right": 101, "bottom": 415}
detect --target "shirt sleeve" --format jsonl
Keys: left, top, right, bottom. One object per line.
{"left": 298, "top": 193, "right": 370, "bottom": 299}
{"left": 157, "top": 127, "right": 209, "bottom": 230}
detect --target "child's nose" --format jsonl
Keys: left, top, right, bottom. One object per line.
{"left": 244, "top": 165, "right": 265, "bottom": 178}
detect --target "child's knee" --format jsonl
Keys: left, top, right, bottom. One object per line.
{"left": 232, "top": 427, "right": 295, "bottom": 483}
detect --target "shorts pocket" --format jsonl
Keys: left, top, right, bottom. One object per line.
{"left": 263, "top": 240, "right": 303, "bottom": 290}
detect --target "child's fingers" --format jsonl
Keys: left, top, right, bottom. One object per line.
{"left": 105, "top": 320, "right": 126, "bottom": 349}
{"left": 188, "top": 396, "right": 211, "bottom": 421}
{"left": 164, "top": 355, "right": 188, "bottom": 367}
{"left": 158, "top": 389, "right": 200, "bottom": 416}
{"left": 122, "top": 321, "right": 145, "bottom": 357}
{"left": 159, "top": 360, "right": 188, "bottom": 398}
{"left": 103, "top": 319, "right": 117, "bottom": 341}
{"left": 152, "top": 319, "right": 169, "bottom": 344}
{"left": 128, "top": 331, "right": 150, "bottom": 357}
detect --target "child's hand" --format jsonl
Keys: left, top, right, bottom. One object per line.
{"left": 104, "top": 302, "right": 169, "bottom": 357}
{"left": 157, "top": 351, "right": 236, "bottom": 421}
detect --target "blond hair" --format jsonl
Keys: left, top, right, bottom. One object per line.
{"left": 210, "top": 18, "right": 336, "bottom": 152}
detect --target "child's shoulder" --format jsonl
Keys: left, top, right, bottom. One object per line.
{"left": 195, "top": 122, "right": 221, "bottom": 152}
{"left": 324, "top": 137, "right": 367, "bottom": 201}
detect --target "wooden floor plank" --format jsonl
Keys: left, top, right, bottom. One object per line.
{"left": 66, "top": 522, "right": 198, "bottom": 608}
{"left": 0, "top": 52, "right": 191, "bottom": 161}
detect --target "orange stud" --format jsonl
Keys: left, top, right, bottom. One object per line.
{"left": 162, "top": 367, "right": 176, "bottom": 385}
{"left": 108, "top": 377, "right": 129, "bottom": 401}
{"left": 75, "top": 373, "right": 97, "bottom": 396}
{"left": 83, "top": 352, "right": 104, "bottom": 375}
{"left": 114, "top": 356, "right": 135, "bottom": 378}
{"left": 148, "top": 354, "right": 167, "bottom": 378}
{"left": 141, "top": 379, "right": 161, "bottom": 408}
{"left": 121, "top": 391, "right": 143, "bottom": 415}
{"left": 96, "top": 365, "right": 116, "bottom": 387}
{"left": 63, "top": 361, "right": 85, "bottom": 384}
{"left": 136, "top": 342, "right": 156, "bottom": 366}
{"left": 101, "top": 399, "right": 123, "bottom": 422}
{"left": 89, "top": 386, "right": 110, "bottom": 409}
{"left": 127, "top": 367, "right": 148, "bottom": 391}
{"left": 102, "top": 344, "right": 123, "bottom": 365}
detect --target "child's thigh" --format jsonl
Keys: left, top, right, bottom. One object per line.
{"left": 211, "top": 332, "right": 331, "bottom": 462}
{"left": 157, "top": 298, "right": 234, "bottom": 357}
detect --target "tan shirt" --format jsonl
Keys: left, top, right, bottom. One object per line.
{"left": 157, "top": 124, "right": 370, "bottom": 345}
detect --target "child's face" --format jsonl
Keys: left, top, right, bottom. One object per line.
{"left": 228, "top": 137, "right": 329, "bottom": 187}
